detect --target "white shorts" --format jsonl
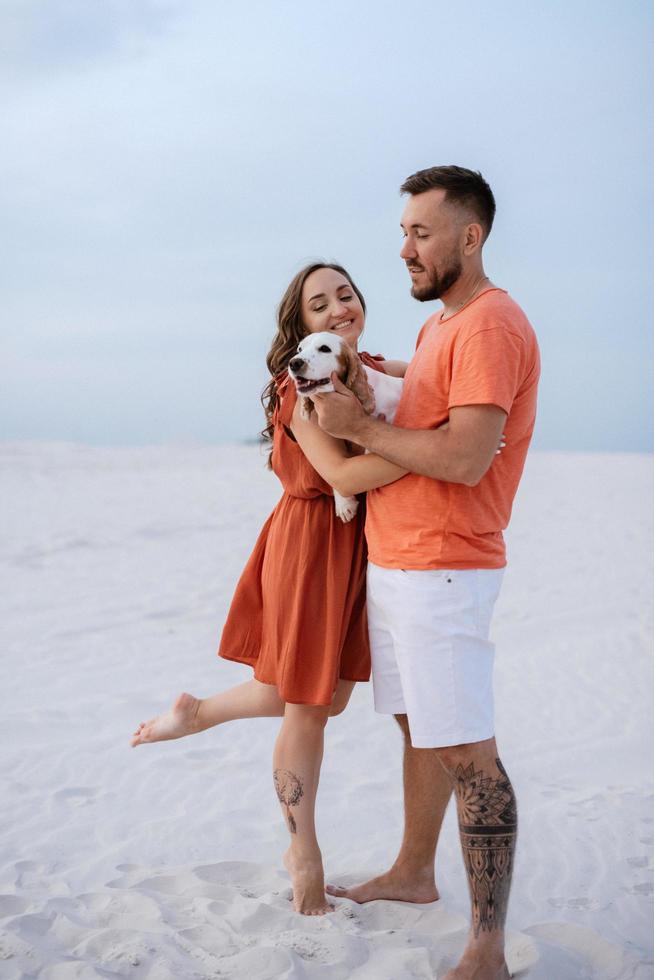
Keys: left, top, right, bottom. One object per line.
{"left": 367, "top": 562, "right": 505, "bottom": 748}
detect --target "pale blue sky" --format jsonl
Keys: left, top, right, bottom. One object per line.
{"left": 2, "top": 0, "right": 652, "bottom": 450}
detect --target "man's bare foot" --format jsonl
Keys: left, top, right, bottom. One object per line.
{"left": 130, "top": 692, "right": 202, "bottom": 746}
{"left": 442, "top": 944, "right": 510, "bottom": 980}
{"left": 325, "top": 867, "right": 439, "bottom": 904}
{"left": 283, "top": 848, "right": 335, "bottom": 916}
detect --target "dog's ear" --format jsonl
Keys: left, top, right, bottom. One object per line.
{"left": 299, "top": 395, "right": 314, "bottom": 421}
{"left": 338, "top": 342, "right": 359, "bottom": 389}
{"left": 338, "top": 343, "right": 376, "bottom": 415}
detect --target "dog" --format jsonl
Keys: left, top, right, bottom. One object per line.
{"left": 287, "top": 332, "right": 403, "bottom": 522}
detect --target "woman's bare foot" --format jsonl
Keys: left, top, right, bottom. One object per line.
{"left": 325, "top": 867, "right": 439, "bottom": 904}
{"left": 283, "top": 848, "right": 335, "bottom": 916}
{"left": 130, "top": 692, "right": 203, "bottom": 747}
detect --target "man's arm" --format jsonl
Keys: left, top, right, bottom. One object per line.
{"left": 313, "top": 375, "right": 506, "bottom": 487}
{"left": 289, "top": 400, "right": 408, "bottom": 496}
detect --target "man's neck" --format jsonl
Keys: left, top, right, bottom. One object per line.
{"left": 440, "top": 269, "right": 493, "bottom": 320}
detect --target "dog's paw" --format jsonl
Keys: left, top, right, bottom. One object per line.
{"left": 334, "top": 491, "right": 359, "bottom": 523}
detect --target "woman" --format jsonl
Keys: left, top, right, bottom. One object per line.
{"left": 131, "top": 262, "right": 408, "bottom": 915}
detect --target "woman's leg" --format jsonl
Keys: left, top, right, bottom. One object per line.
{"left": 130, "top": 679, "right": 284, "bottom": 746}
{"left": 328, "top": 678, "right": 356, "bottom": 716}
{"left": 131, "top": 673, "right": 357, "bottom": 747}
{"left": 274, "top": 700, "right": 333, "bottom": 915}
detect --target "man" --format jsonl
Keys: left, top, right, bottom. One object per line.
{"left": 313, "top": 166, "right": 540, "bottom": 980}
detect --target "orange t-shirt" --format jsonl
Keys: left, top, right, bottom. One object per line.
{"left": 365, "top": 288, "right": 540, "bottom": 570}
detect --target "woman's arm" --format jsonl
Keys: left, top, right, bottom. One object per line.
{"left": 290, "top": 400, "right": 408, "bottom": 496}
{"left": 380, "top": 359, "right": 409, "bottom": 378}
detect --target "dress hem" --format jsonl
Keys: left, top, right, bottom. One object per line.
{"left": 217, "top": 651, "right": 369, "bottom": 705}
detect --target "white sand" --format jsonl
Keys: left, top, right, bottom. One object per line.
{"left": 1, "top": 443, "right": 653, "bottom": 979}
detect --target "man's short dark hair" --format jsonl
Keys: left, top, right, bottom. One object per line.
{"left": 400, "top": 166, "right": 496, "bottom": 240}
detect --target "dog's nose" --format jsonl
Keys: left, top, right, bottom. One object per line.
{"left": 289, "top": 357, "right": 305, "bottom": 373}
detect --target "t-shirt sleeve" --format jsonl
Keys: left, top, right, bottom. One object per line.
{"left": 449, "top": 327, "right": 526, "bottom": 414}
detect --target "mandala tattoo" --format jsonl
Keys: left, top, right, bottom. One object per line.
{"left": 454, "top": 757, "right": 518, "bottom": 937}
{"left": 273, "top": 768, "right": 304, "bottom": 834}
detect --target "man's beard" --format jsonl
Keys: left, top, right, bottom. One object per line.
{"left": 409, "top": 257, "right": 462, "bottom": 302}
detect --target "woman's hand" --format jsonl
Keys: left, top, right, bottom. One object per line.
{"left": 381, "top": 359, "right": 409, "bottom": 378}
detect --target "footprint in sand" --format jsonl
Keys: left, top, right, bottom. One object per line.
{"left": 11, "top": 861, "right": 49, "bottom": 887}
{"left": 628, "top": 882, "right": 654, "bottom": 896}
{"left": 14, "top": 861, "right": 45, "bottom": 872}
{"left": 626, "top": 856, "right": 651, "bottom": 868}
{"left": 136, "top": 874, "right": 185, "bottom": 895}
{"left": 274, "top": 928, "right": 353, "bottom": 964}
{"left": 53, "top": 786, "right": 99, "bottom": 807}
{"left": 548, "top": 896, "right": 601, "bottom": 911}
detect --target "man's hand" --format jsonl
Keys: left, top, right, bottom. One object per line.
{"left": 313, "top": 373, "right": 368, "bottom": 440}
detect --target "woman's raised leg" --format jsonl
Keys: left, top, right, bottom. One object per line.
{"left": 130, "top": 679, "right": 284, "bottom": 746}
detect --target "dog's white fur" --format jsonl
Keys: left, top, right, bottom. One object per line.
{"left": 287, "top": 332, "right": 403, "bottom": 522}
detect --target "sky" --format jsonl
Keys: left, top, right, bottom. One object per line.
{"left": 1, "top": 0, "right": 653, "bottom": 451}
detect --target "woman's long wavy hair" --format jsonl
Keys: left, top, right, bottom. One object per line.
{"left": 260, "top": 262, "right": 367, "bottom": 468}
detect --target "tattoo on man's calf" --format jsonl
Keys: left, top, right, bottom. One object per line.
{"left": 454, "top": 757, "right": 518, "bottom": 937}
{"left": 273, "top": 768, "right": 304, "bottom": 834}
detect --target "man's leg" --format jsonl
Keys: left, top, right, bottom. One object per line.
{"left": 437, "top": 736, "right": 516, "bottom": 980}
{"left": 327, "top": 712, "right": 452, "bottom": 902}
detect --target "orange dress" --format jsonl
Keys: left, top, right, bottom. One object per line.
{"left": 218, "top": 352, "right": 387, "bottom": 705}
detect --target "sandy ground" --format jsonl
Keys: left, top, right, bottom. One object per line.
{"left": 1, "top": 443, "right": 653, "bottom": 979}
